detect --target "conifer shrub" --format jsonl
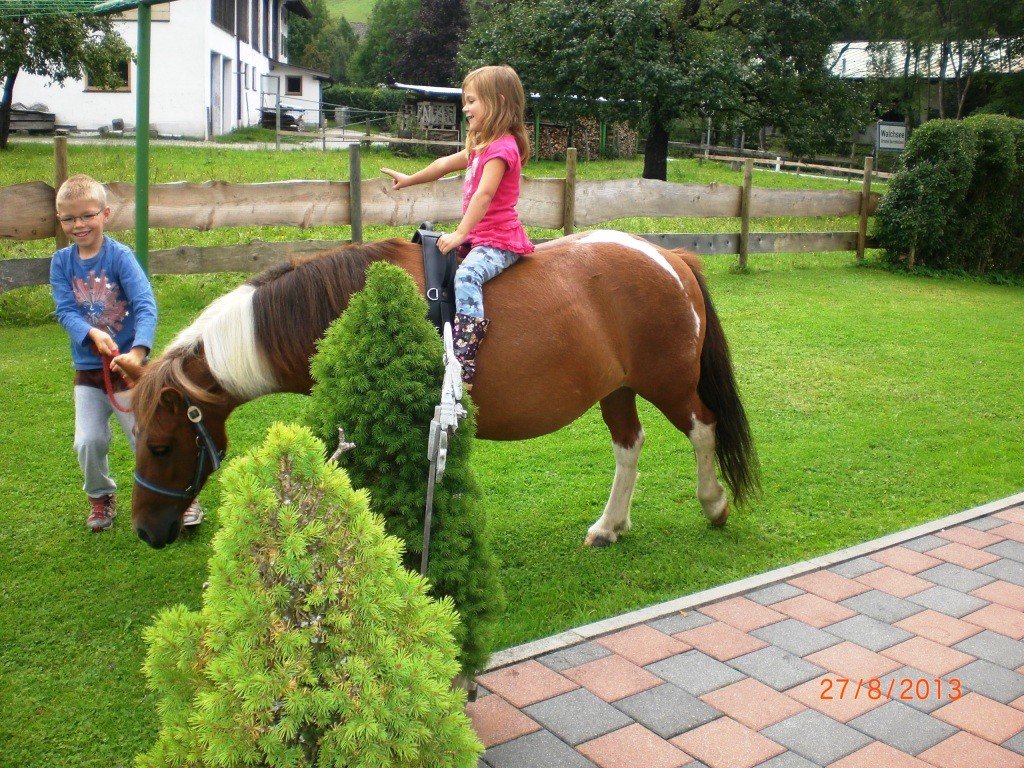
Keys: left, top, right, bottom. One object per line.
{"left": 305, "top": 261, "right": 504, "bottom": 676}
{"left": 137, "top": 423, "right": 482, "bottom": 768}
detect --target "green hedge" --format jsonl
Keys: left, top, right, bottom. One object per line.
{"left": 322, "top": 84, "right": 410, "bottom": 114}
{"left": 875, "top": 114, "right": 1024, "bottom": 276}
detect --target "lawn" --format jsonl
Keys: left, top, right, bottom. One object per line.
{"left": 1, "top": 140, "right": 1022, "bottom": 766}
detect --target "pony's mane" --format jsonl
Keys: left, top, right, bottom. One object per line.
{"left": 132, "top": 240, "right": 403, "bottom": 429}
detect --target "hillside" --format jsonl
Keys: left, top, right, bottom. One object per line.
{"left": 324, "top": 0, "right": 375, "bottom": 23}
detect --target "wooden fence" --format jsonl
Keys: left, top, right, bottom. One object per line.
{"left": 0, "top": 142, "right": 881, "bottom": 294}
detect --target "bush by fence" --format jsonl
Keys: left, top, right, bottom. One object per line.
{"left": 875, "top": 114, "right": 1024, "bottom": 276}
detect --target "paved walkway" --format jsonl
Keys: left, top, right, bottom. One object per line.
{"left": 469, "top": 491, "right": 1024, "bottom": 768}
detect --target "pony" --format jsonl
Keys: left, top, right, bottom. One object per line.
{"left": 128, "top": 230, "right": 758, "bottom": 548}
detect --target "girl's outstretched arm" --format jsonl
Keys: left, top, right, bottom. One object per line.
{"left": 381, "top": 149, "right": 469, "bottom": 190}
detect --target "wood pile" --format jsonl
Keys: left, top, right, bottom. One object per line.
{"left": 573, "top": 118, "right": 601, "bottom": 160}
{"left": 608, "top": 122, "right": 638, "bottom": 159}
{"left": 532, "top": 122, "right": 569, "bottom": 161}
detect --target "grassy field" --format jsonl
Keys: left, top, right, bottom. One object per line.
{"left": 324, "top": 0, "right": 375, "bottom": 23}
{"left": 2, "top": 140, "right": 1023, "bottom": 766}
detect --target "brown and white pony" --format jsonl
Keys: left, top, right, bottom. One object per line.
{"left": 128, "top": 230, "right": 758, "bottom": 548}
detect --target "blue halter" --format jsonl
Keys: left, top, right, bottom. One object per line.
{"left": 133, "top": 398, "right": 223, "bottom": 500}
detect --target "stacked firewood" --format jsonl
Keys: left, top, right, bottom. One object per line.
{"left": 531, "top": 122, "right": 570, "bottom": 161}
{"left": 573, "top": 117, "right": 602, "bottom": 160}
{"left": 608, "top": 122, "right": 638, "bottom": 159}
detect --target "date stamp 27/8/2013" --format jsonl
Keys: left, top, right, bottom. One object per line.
{"left": 820, "top": 677, "right": 963, "bottom": 702}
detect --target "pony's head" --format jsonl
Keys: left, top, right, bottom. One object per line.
{"left": 129, "top": 347, "right": 231, "bottom": 548}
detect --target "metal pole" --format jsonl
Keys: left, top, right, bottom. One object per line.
{"left": 134, "top": 0, "right": 152, "bottom": 273}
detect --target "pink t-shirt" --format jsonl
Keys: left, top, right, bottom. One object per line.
{"left": 463, "top": 134, "right": 535, "bottom": 254}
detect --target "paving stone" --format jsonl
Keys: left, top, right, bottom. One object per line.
{"left": 483, "top": 729, "right": 598, "bottom": 768}
{"left": 1002, "top": 730, "right": 1024, "bottom": 756}
{"left": 986, "top": 540, "right": 1024, "bottom": 564}
{"left": 901, "top": 535, "right": 947, "bottom": 553}
{"left": 877, "top": 666, "right": 958, "bottom": 713}
{"left": 967, "top": 516, "right": 1008, "bottom": 531}
{"left": 979, "top": 558, "right": 1024, "bottom": 587}
{"left": 645, "top": 650, "right": 747, "bottom": 696}
{"left": 762, "top": 710, "right": 873, "bottom": 764}
{"left": 577, "top": 723, "right": 692, "bottom": 768}
{"left": 698, "top": 596, "right": 788, "bottom": 631}
{"left": 755, "top": 753, "right": 821, "bottom": 768}
{"left": 825, "top": 614, "right": 914, "bottom": 652}
{"left": 752, "top": 618, "right": 843, "bottom": 656}
{"left": 907, "top": 585, "right": 990, "bottom": 618}
{"left": 727, "top": 646, "right": 826, "bottom": 691}
{"left": 523, "top": 688, "right": 633, "bottom": 746}
{"left": 918, "top": 730, "right": 1024, "bottom": 768}
{"left": 539, "top": 641, "right": 613, "bottom": 672}
{"left": 840, "top": 590, "right": 924, "bottom": 623}
{"left": 613, "top": 682, "right": 721, "bottom": 738}
{"left": 917, "top": 562, "right": 996, "bottom": 592}
{"left": 597, "top": 624, "right": 692, "bottom": 667}
{"left": 848, "top": 700, "right": 957, "bottom": 754}
{"left": 932, "top": 691, "right": 1024, "bottom": 744}
{"left": 953, "top": 659, "right": 1024, "bottom": 704}
{"left": 830, "top": 557, "right": 885, "bottom": 579}
{"left": 699, "top": 677, "right": 807, "bottom": 731}
{"left": 670, "top": 716, "right": 786, "bottom": 768}
{"left": 648, "top": 611, "right": 713, "bottom": 635}
{"left": 955, "top": 630, "right": 1024, "bottom": 669}
{"left": 746, "top": 583, "right": 806, "bottom": 606}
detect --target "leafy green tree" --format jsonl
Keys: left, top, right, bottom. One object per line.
{"left": 0, "top": 12, "right": 131, "bottom": 149}
{"left": 397, "top": 0, "right": 469, "bottom": 86}
{"left": 350, "top": 0, "right": 420, "bottom": 86}
{"left": 138, "top": 422, "right": 482, "bottom": 768}
{"left": 287, "top": 0, "right": 359, "bottom": 84}
{"left": 306, "top": 262, "right": 503, "bottom": 676}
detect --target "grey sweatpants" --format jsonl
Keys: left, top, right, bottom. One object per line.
{"left": 74, "top": 384, "right": 135, "bottom": 499}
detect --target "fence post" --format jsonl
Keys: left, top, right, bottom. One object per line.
{"left": 856, "top": 156, "right": 873, "bottom": 261}
{"left": 739, "top": 158, "right": 752, "bottom": 269}
{"left": 349, "top": 143, "right": 362, "bottom": 243}
{"left": 563, "top": 147, "right": 576, "bottom": 236}
{"left": 54, "top": 136, "right": 69, "bottom": 249}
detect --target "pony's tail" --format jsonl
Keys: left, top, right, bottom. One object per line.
{"left": 692, "top": 268, "right": 760, "bottom": 506}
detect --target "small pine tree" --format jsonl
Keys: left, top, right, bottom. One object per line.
{"left": 137, "top": 423, "right": 482, "bottom": 768}
{"left": 305, "top": 262, "right": 504, "bottom": 676}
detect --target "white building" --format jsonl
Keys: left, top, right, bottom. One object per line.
{"left": 11, "top": 0, "right": 326, "bottom": 139}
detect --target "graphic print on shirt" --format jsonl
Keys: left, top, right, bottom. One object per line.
{"left": 72, "top": 269, "right": 128, "bottom": 335}
{"left": 463, "top": 154, "right": 479, "bottom": 211}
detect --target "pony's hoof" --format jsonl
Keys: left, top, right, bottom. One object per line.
{"left": 585, "top": 531, "right": 616, "bottom": 548}
{"left": 709, "top": 503, "right": 730, "bottom": 528}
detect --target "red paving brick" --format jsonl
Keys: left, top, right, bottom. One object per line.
{"left": 561, "top": 653, "right": 663, "bottom": 702}
{"left": 869, "top": 546, "right": 944, "bottom": 574}
{"left": 475, "top": 660, "right": 578, "bottom": 708}
{"left": 669, "top": 717, "right": 786, "bottom": 768}
{"left": 697, "top": 596, "right": 787, "bottom": 631}
{"left": 466, "top": 693, "right": 541, "bottom": 748}
{"left": 855, "top": 566, "right": 932, "bottom": 598}
{"left": 917, "top": 731, "right": 1024, "bottom": 768}
{"left": 882, "top": 636, "right": 976, "bottom": 677}
{"left": 996, "top": 507, "right": 1024, "bottom": 525}
{"left": 805, "top": 640, "right": 903, "bottom": 680}
{"left": 991, "top": 522, "right": 1024, "bottom": 544}
{"left": 772, "top": 592, "right": 858, "bottom": 628}
{"left": 936, "top": 525, "right": 1005, "bottom": 548}
{"left": 785, "top": 674, "right": 886, "bottom": 722}
{"left": 971, "top": 581, "right": 1024, "bottom": 612}
{"left": 699, "top": 677, "right": 806, "bottom": 730}
{"left": 894, "top": 609, "right": 985, "bottom": 645}
{"left": 675, "top": 621, "right": 768, "bottom": 661}
{"left": 933, "top": 692, "right": 1024, "bottom": 743}
{"left": 577, "top": 724, "right": 692, "bottom": 768}
{"left": 595, "top": 623, "right": 691, "bottom": 666}
{"left": 963, "top": 603, "right": 1024, "bottom": 640}
{"left": 829, "top": 741, "right": 933, "bottom": 768}
{"left": 927, "top": 541, "right": 1001, "bottom": 569}
{"left": 789, "top": 570, "right": 872, "bottom": 601}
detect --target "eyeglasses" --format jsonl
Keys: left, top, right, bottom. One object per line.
{"left": 57, "top": 210, "right": 103, "bottom": 225}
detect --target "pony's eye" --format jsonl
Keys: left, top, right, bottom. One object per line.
{"left": 148, "top": 445, "right": 170, "bottom": 457}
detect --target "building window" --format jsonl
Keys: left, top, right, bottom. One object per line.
{"left": 85, "top": 60, "right": 131, "bottom": 92}
{"left": 236, "top": 0, "right": 249, "bottom": 42}
{"left": 285, "top": 76, "right": 302, "bottom": 96}
{"left": 212, "top": 0, "right": 234, "bottom": 32}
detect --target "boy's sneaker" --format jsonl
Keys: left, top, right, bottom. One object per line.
{"left": 183, "top": 500, "right": 204, "bottom": 528}
{"left": 86, "top": 494, "right": 116, "bottom": 532}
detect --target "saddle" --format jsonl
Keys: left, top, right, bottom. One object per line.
{"left": 412, "top": 222, "right": 458, "bottom": 334}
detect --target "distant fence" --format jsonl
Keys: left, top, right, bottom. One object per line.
{"left": 0, "top": 142, "right": 881, "bottom": 293}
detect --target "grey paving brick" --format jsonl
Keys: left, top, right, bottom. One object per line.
{"left": 762, "top": 710, "right": 872, "bottom": 764}
{"left": 752, "top": 618, "right": 842, "bottom": 656}
{"left": 907, "top": 585, "right": 990, "bottom": 617}
{"left": 613, "top": 682, "right": 721, "bottom": 738}
{"left": 747, "top": 583, "right": 806, "bottom": 606}
{"left": 681, "top": 762, "right": 711, "bottom": 768}
{"left": 824, "top": 613, "right": 915, "bottom": 651}
{"left": 917, "top": 562, "right": 996, "bottom": 592}
{"left": 829, "top": 557, "right": 884, "bottom": 579}
{"left": 645, "top": 650, "right": 746, "bottom": 696}
{"left": 756, "top": 753, "right": 821, "bottom": 768}
{"left": 538, "top": 642, "right": 613, "bottom": 672}
{"left": 952, "top": 659, "right": 1024, "bottom": 703}
{"left": 979, "top": 558, "right": 1024, "bottom": 587}
{"left": 966, "top": 516, "right": 1008, "bottom": 531}
{"left": 840, "top": 590, "right": 924, "bottom": 623}
{"left": 848, "top": 700, "right": 957, "bottom": 754}
{"left": 647, "top": 611, "right": 713, "bottom": 635}
{"left": 523, "top": 688, "right": 633, "bottom": 746}
{"left": 1002, "top": 730, "right": 1024, "bottom": 756}
{"left": 878, "top": 666, "right": 961, "bottom": 713}
{"left": 902, "top": 535, "right": 947, "bottom": 553}
{"left": 986, "top": 540, "right": 1024, "bottom": 564}
{"left": 484, "top": 730, "right": 598, "bottom": 768}
{"left": 955, "top": 629, "right": 1024, "bottom": 669}
{"left": 726, "top": 646, "right": 826, "bottom": 691}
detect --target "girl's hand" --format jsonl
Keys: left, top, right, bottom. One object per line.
{"left": 380, "top": 167, "right": 410, "bottom": 190}
{"left": 438, "top": 231, "right": 469, "bottom": 255}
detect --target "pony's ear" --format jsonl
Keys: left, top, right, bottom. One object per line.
{"left": 158, "top": 388, "right": 184, "bottom": 413}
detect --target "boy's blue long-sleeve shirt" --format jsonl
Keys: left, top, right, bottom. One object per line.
{"left": 50, "top": 235, "right": 158, "bottom": 371}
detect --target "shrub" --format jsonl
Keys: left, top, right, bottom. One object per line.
{"left": 305, "top": 262, "right": 504, "bottom": 676}
{"left": 137, "top": 423, "right": 482, "bottom": 768}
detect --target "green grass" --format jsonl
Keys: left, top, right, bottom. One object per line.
{"left": 2, "top": 141, "right": 1021, "bottom": 766}
{"left": 323, "top": 0, "right": 375, "bottom": 23}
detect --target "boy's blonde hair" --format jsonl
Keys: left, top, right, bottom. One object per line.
{"left": 56, "top": 174, "right": 107, "bottom": 210}
{"left": 463, "top": 64, "right": 531, "bottom": 164}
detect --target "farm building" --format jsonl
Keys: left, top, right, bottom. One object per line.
{"left": 10, "top": 0, "right": 326, "bottom": 139}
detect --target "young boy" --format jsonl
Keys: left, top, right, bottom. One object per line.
{"left": 50, "top": 174, "right": 203, "bottom": 532}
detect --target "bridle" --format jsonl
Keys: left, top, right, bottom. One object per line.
{"left": 133, "top": 398, "right": 224, "bottom": 500}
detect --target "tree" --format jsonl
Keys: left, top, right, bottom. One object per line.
{"left": 397, "top": 0, "right": 470, "bottom": 86}
{"left": 350, "top": 0, "right": 420, "bottom": 86}
{"left": 287, "top": 0, "right": 359, "bottom": 84}
{"left": 0, "top": 12, "right": 131, "bottom": 149}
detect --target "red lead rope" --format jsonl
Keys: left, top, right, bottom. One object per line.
{"left": 101, "top": 353, "right": 133, "bottom": 413}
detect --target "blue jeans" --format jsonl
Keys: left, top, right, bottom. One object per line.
{"left": 454, "top": 245, "right": 520, "bottom": 319}
{"left": 74, "top": 384, "right": 135, "bottom": 498}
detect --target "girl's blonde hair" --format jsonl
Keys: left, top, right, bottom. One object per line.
{"left": 56, "top": 174, "right": 107, "bottom": 209}
{"left": 463, "top": 64, "right": 531, "bottom": 164}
